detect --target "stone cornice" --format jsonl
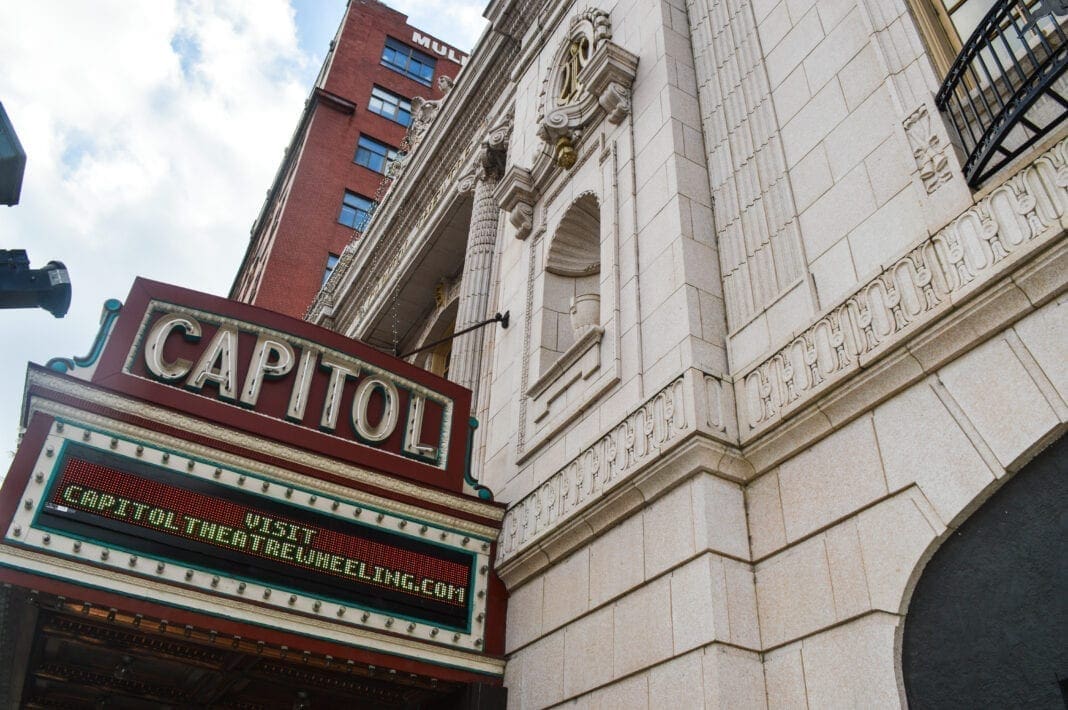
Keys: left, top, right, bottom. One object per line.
{"left": 493, "top": 137, "right": 1068, "bottom": 586}
{"left": 736, "top": 137, "right": 1068, "bottom": 447}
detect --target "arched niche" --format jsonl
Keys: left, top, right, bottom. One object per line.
{"left": 901, "top": 434, "right": 1067, "bottom": 708}
{"left": 540, "top": 193, "right": 601, "bottom": 371}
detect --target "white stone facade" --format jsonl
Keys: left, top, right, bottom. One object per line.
{"left": 309, "top": 0, "right": 1067, "bottom": 706}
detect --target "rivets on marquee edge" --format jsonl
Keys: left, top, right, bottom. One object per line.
{"left": 481, "top": 542, "right": 489, "bottom": 552}
{"left": 477, "top": 613, "right": 485, "bottom": 623}
{"left": 385, "top": 618, "right": 394, "bottom": 628}
{"left": 285, "top": 488, "right": 294, "bottom": 499}
{"left": 398, "top": 520, "right": 407, "bottom": 529}
{"left": 361, "top": 612, "right": 370, "bottom": 622}
{"left": 34, "top": 472, "right": 43, "bottom": 483}
{"left": 480, "top": 565, "right": 488, "bottom": 575}
{"left": 213, "top": 468, "right": 222, "bottom": 479}
{"left": 263, "top": 589, "right": 272, "bottom": 600}
{"left": 211, "top": 576, "right": 220, "bottom": 588}
{"left": 55, "top": 422, "right": 64, "bottom": 433}
{"left": 100, "top": 549, "right": 109, "bottom": 561}
{"left": 336, "top": 607, "right": 345, "bottom": 617}
{"left": 185, "top": 570, "right": 194, "bottom": 581}
{"left": 45, "top": 446, "right": 54, "bottom": 458}
{"left": 430, "top": 628, "right": 439, "bottom": 637}
{"left": 453, "top": 633, "right": 461, "bottom": 642}
{"left": 161, "top": 453, "right": 169, "bottom": 463}
{"left": 128, "top": 555, "right": 137, "bottom": 567}
{"left": 42, "top": 534, "right": 51, "bottom": 545}
{"left": 23, "top": 499, "right": 33, "bottom": 510}
{"left": 11, "top": 526, "right": 20, "bottom": 538}
{"left": 72, "top": 540, "right": 80, "bottom": 552}
{"left": 238, "top": 582, "right": 246, "bottom": 594}
{"left": 262, "top": 482, "right": 270, "bottom": 493}
{"left": 110, "top": 438, "right": 118, "bottom": 449}
{"left": 187, "top": 460, "right": 195, "bottom": 471}
{"left": 475, "top": 639, "right": 483, "bottom": 648}
{"left": 313, "top": 601, "right": 321, "bottom": 612}
{"left": 462, "top": 537, "right": 470, "bottom": 546}
{"left": 156, "top": 562, "right": 165, "bottom": 574}
{"left": 136, "top": 445, "right": 144, "bottom": 457}
{"left": 288, "top": 594, "right": 297, "bottom": 606}
{"left": 407, "top": 622, "right": 416, "bottom": 633}
{"left": 440, "top": 532, "right": 447, "bottom": 541}
{"left": 376, "top": 513, "right": 384, "bottom": 523}
{"left": 331, "top": 501, "right": 340, "bottom": 511}
{"left": 419, "top": 525, "right": 427, "bottom": 534}
{"left": 82, "top": 431, "right": 91, "bottom": 442}
{"left": 353, "top": 508, "right": 362, "bottom": 517}
{"left": 238, "top": 475, "right": 246, "bottom": 486}
{"left": 308, "top": 495, "right": 317, "bottom": 505}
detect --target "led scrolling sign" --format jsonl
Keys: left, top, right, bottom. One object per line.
{"left": 38, "top": 443, "right": 476, "bottom": 629}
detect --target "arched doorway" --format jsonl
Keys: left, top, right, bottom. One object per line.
{"left": 902, "top": 434, "right": 1067, "bottom": 708}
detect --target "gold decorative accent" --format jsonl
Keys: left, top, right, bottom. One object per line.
{"left": 555, "top": 136, "right": 577, "bottom": 169}
{"left": 557, "top": 37, "right": 591, "bottom": 106}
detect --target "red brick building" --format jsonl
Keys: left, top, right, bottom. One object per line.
{"left": 231, "top": 0, "right": 467, "bottom": 318}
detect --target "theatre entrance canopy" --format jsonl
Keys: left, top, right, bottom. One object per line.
{"left": 0, "top": 279, "right": 507, "bottom": 708}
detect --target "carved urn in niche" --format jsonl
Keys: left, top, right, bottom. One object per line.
{"left": 569, "top": 293, "right": 600, "bottom": 337}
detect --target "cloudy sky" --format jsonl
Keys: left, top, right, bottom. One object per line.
{"left": 0, "top": 0, "right": 487, "bottom": 462}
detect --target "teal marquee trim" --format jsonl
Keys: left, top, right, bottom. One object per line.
{"left": 47, "top": 298, "right": 123, "bottom": 373}
{"left": 464, "top": 417, "right": 494, "bottom": 501}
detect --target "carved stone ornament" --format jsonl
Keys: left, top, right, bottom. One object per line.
{"left": 495, "top": 165, "right": 538, "bottom": 239}
{"left": 406, "top": 96, "right": 441, "bottom": 151}
{"left": 537, "top": 9, "right": 638, "bottom": 169}
{"left": 437, "top": 74, "right": 455, "bottom": 95}
{"left": 904, "top": 104, "right": 955, "bottom": 194}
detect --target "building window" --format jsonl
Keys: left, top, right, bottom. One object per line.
{"left": 907, "top": 0, "right": 1042, "bottom": 77}
{"left": 354, "top": 135, "right": 398, "bottom": 174}
{"left": 338, "top": 191, "right": 372, "bottom": 230}
{"left": 368, "top": 86, "right": 412, "bottom": 127}
{"left": 381, "top": 37, "right": 436, "bottom": 86}
{"left": 322, "top": 253, "right": 340, "bottom": 285}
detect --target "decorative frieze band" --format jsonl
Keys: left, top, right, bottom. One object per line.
{"left": 739, "top": 137, "right": 1068, "bottom": 437}
{"left": 497, "top": 376, "right": 691, "bottom": 565}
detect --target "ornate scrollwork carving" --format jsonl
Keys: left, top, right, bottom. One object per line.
{"left": 536, "top": 9, "right": 638, "bottom": 170}
{"left": 739, "top": 137, "right": 1068, "bottom": 434}
{"left": 495, "top": 165, "right": 538, "bottom": 240}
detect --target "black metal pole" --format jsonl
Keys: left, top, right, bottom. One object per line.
{"left": 397, "top": 311, "right": 509, "bottom": 359}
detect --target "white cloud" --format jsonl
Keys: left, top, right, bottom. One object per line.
{"left": 0, "top": 0, "right": 489, "bottom": 465}
{"left": 0, "top": 0, "right": 312, "bottom": 459}
{"left": 386, "top": 0, "right": 489, "bottom": 51}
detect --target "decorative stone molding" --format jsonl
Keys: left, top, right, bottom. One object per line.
{"left": 495, "top": 165, "right": 537, "bottom": 239}
{"left": 498, "top": 375, "right": 690, "bottom": 565}
{"left": 536, "top": 9, "right": 638, "bottom": 169}
{"left": 739, "top": 137, "right": 1068, "bottom": 439}
{"left": 904, "top": 105, "right": 955, "bottom": 194}
{"left": 406, "top": 97, "right": 441, "bottom": 151}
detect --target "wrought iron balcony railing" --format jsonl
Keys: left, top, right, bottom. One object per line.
{"left": 935, "top": 0, "right": 1068, "bottom": 187}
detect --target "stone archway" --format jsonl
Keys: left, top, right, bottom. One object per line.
{"left": 901, "top": 434, "right": 1067, "bottom": 708}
